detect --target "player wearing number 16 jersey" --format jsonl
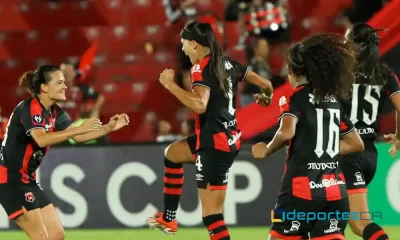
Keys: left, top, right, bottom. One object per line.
{"left": 339, "top": 23, "right": 400, "bottom": 240}
{"left": 252, "top": 33, "right": 365, "bottom": 240}
{"left": 146, "top": 21, "right": 273, "bottom": 239}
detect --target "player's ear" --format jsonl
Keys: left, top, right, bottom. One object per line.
{"left": 40, "top": 83, "right": 49, "bottom": 94}
{"left": 192, "top": 40, "right": 197, "bottom": 49}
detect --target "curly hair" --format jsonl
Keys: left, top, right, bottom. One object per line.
{"left": 346, "top": 23, "right": 392, "bottom": 86}
{"left": 288, "top": 33, "right": 357, "bottom": 101}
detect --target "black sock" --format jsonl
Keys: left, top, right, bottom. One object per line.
{"left": 203, "top": 214, "right": 230, "bottom": 240}
{"left": 162, "top": 158, "right": 183, "bottom": 222}
{"left": 363, "top": 222, "right": 389, "bottom": 240}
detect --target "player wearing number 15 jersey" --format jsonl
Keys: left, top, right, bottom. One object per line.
{"left": 252, "top": 33, "right": 364, "bottom": 240}
{"left": 338, "top": 23, "right": 400, "bottom": 240}
{"left": 146, "top": 21, "right": 273, "bottom": 239}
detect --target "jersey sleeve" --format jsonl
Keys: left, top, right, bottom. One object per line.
{"left": 78, "top": 84, "right": 100, "bottom": 101}
{"left": 340, "top": 108, "right": 355, "bottom": 136}
{"left": 231, "top": 60, "right": 249, "bottom": 82}
{"left": 383, "top": 72, "right": 400, "bottom": 99}
{"left": 278, "top": 92, "right": 302, "bottom": 123}
{"left": 54, "top": 106, "right": 72, "bottom": 131}
{"left": 21, "top": 101, "right": 46, "bottom": 136}
{"left": 191, "top": 64, "right": 211, "bottom": 90}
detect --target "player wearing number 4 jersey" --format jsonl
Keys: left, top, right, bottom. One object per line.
{"left": 0, "top": 65, "right": 129, "bottom": 240}
{"left": 339, "top": 23, "right": 400, "bottom": 240}
{"left": 252, "top": 33, "right": 365, "bottom": 240}
{"left": 146, "top": 21, "right": 273, "bottom": 240}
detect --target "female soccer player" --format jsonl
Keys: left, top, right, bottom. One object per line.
{"left": 0, "top": 65, "right": 129, "bottom": 240}
{"left": 252, "top": 33, "right": 365, "bottom": 240}
{"left": 147, "top": 21, "right": 273, "bottom": 239}
{"left": 339, "top": 23, "right": 400, "bottom": 240}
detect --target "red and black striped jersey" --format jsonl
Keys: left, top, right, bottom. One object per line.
{"left": 278, "top": 83, "right": 354, "bottom": 201}
{"left": 191, "top": 56, "right": 248, "bottom": 152}
{"left": 0, "top": 97, "right": 71, "bottom": 184}
{"left": 340, "top": 71, "right": 400, "bottom": 140}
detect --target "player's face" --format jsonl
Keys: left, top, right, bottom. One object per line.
{"left": 181, "top": 38, "right": 197, "bottom": 64}
{"left": 44, "top": 70, "right": 68, "bottom": 101}
{"left": 60, "top": 63, "right": 76, "bottom": 85}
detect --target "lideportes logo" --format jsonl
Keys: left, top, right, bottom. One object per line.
{"left": 271, "top": 209, "right": 283, "bottom": 223}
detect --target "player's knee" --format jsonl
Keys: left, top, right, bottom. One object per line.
{"left": 27, "top": 228, "right": 48, "bottom": 240}
{"left": 164, "top": 143, "right": 182, "bottom": 162}
{"left": 48, "top": 228, "right": 65, "bottom": 240}
{"left": 349, "top": 219, "right": 369, "bottom": 236}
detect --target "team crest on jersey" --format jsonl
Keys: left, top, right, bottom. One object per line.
{"left": 25, "top": 192, "right": 35, "bottom": 203}
{"left": 32, "top": 114, "right": 43, "bottom": 124}
{"left": 192, "top": 64, "right": 201, "bottom": 73}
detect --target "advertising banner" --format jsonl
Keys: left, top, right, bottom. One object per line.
{"left": 0, "top": 144, "right": 286, "bottom": 229}
{"left": 367, "top": 143, "right": 400, "bottom": 225}
{"left": 0, "top": 143, "right": 398, "bottom": 229}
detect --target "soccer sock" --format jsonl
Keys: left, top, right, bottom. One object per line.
{"left": 362, "top": 222, "right": 389, "bottom": 240}
{"left": 203, "top": 214, "right": 230, "bottom": 240}
{"left": 162, "top": 157, "right": 183, "bottom": 222}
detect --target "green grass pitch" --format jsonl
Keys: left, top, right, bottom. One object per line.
{"left": 0, "top": 227, "right": 398, "bottom": 239}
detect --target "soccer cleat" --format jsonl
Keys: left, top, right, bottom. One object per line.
{"left": 146, "top": 212, "right": 178, "bottom": 235}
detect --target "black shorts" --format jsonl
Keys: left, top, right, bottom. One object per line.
{"left": 338, "top": 140, "right": 377, "bottom": 194}
{"left": 270, "top": 195, "right": 349, "bottom": 240}
{"left": 186, "top": 134, "right": 197, "bottom": 160}
{"left": 195, "top": 148, "right": 237, "bottom": 190}
{"left": 0, "top": 182, "right": 52, "bottom": 220}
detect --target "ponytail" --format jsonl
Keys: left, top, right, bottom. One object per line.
{"left": 207, "top": 30, "right": 229, "bottom": 98}
{"left": 19, "top": 71, "right": 35, "bottom": 96}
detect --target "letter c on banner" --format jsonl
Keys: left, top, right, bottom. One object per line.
{"left": 107, "top": 162, "right": 157, "bottom": 227}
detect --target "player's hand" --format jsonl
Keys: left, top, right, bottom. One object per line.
{"left": 253, "top": 93, "right": 272, "bottom": 107}
{"left": 79, "top": 118, "right": 102, "bottom": 134}
{"left": 159, "top": 69, "right": 175, "bottom": 89}
{"left": 109, "top": 114, "right": 130, "bottom": 132}
{"left": 252, "top": 142, "right": 268, "bottom": 159}
{"left": 384, "top": 133, "right": 400, "bottom": 157}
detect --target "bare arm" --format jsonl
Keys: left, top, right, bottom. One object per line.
{"left": 168, "top": 84, "right": 210, "bottom": 114}
{"left": 265, "top": 115, "right": 296, "bottom": 157}
{"left": 71, "top": 124, "right": 111, "bottom": 143}
{"left": 391, "top": 94, "right": 400, "bottom": 138}
{"left": 30, "top": 127, "right": 87, "bottom": 148}
{"left": 89, "top": 94, "right": 105, "bottom": 119}
{"left": 245, "top": 70, "right": 273, "bottom": 96}
{"left": 252, "top": 115, "right": 296, "bottom": 159}
{"left": 340, "top": 130, "right": 364, "bottom": 155}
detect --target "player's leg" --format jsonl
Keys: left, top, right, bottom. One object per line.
{"left": 15, "top": 208, "right": 48, "bottom": 240}
{"left": 309, "top": 198, "right": 348, "bottom": 240}
{"left": 162, "top": 135, "right": 197, "bottom": 221}
{"left": 0, "top": 184, "right": 47, "bottom": 240}
{"left": 40, "top": 204, "right": 64, "bottom": 240}
{"left": 34, "top": 184, "right": 65, "bottom": 240}
{"left": 197, "top": 149, "right": 236, "bottom": 240}
{"left": 340, "top": 150, "right": 388, "bottom": 239}
{"left": 4, "top": 184, "right": 49, "bottom": 240}
{"left": 147, "top": 135, "right": 197, "bottom": 233}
